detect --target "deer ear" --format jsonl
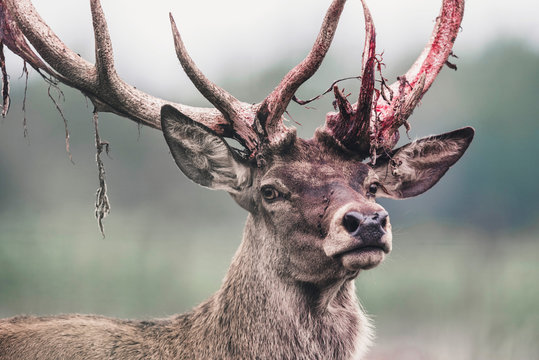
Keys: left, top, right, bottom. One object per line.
{"left": 161, "top": 105, "right": 252, "bottom": 194}
{"left": 372, "top": 127, "right": 474, "bottom": 199}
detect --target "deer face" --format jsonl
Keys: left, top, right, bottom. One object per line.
{"left": 252, "top": 143, "right": 391, "bottom": 285}
{"left": 162, "top": 105, "right": 474, "bottom": 286}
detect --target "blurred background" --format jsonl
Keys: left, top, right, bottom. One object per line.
{"left": 0, "top": 0, "right": 538, "bottom": 359}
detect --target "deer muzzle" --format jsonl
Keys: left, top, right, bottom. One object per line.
{"left": 324, "top": 204, "right": 392, "bottom": 271}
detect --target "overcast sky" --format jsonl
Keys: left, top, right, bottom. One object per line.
{"left": 7, "top": 0, "right": 539, "bottom": 91}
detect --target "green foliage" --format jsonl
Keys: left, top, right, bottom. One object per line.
{"left": 447, "top": 42, "right": 539, "bottom": 229}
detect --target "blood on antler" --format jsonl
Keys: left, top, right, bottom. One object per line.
{"left": 321, "top": 0, "right": 465, "bottom": 161}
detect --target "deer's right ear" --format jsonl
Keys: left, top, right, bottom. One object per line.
{"left": 161, "top": 105, "right": 252, "bottom": 194}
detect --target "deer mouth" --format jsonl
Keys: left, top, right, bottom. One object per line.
{"left": 337, "top": 243, "right": 390, "bottom": 271}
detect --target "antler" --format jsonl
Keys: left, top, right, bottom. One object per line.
{"left": 321, "top": 0, "right": 465, "bottom": 160}
{"left": 256, "top": 0, "right": 346, "bottom": 146}
{"left": 0, "top": 0, "right": 347, "bottom": 159}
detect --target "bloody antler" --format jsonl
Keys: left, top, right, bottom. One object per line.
{"left": 323, "top": 0, "right": 376, "bottom": 156}
{"left": 322, "top": 0, "right": 465, "bottom": 160}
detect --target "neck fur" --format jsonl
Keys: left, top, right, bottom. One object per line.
{"left": 190, "top": 214, "right": 373, "bottom": 359}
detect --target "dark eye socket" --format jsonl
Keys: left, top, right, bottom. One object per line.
{"left": 261, "top": 185, "right": 280, "bottom": 201}
{"left": 368, "top": 183, "right": 379, "bottom": 196}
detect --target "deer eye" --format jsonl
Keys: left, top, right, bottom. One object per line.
{"left": 367, "top": 183, "right": 379, "bottom": 196}
{"left": 261, "top": 185, "right": 281, "bottom": 201}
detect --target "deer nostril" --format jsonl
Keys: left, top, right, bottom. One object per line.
{"left": 376, "top": 210, "right": 389, "bottom": 229}
{"left": 380, "top": 216, "right": 387, "bottom": 228}
{"left": 342, "top": 212, "right": 363, "bottom": 235}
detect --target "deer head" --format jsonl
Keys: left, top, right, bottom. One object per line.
{"left": 162, "top": 104, "right": 473, "bottom": 283}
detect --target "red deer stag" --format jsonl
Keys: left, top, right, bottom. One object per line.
{"left": 0, "top": 0, "right": 470, "bottom": 359}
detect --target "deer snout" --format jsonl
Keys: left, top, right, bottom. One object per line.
{"left": 324, "top": 205, "right": 392, "bottom": 272}
{"left": 342, "top": 210, "right": 389, "bottom": 248}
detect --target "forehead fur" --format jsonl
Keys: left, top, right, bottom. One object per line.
{"left": 262, "top": 138, "right": 371, "bottom": 189}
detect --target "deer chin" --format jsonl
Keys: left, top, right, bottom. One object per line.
{"left": 324, "top": 230, "right": 392, "bottom": 272}
{"left": 339, "top": 246, "right": 387, "bottom": 271}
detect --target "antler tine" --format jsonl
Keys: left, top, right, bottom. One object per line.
{"left": 91, "top": 0, "right": 117, "bottom": 85}
{"left": 354, "top": 0, "right": 376, "bottom": 151}
{"left": 89, "top": 0, "right": 142, "bottom": 118}
{"left": 322, "top": 0, "right": 375, "bottom": 156}
{"left": 168, "top": 14, "right": 262, "bottom": 152}
{"left": 374, "top": 0, "right": 465, "bottom": 152}
{"left": 396, "top": 0, "right": 464, "bottom": 98}
{"left": 169, "top": 14, "right": 244, "bottom": 123}
{"left": 3, "top": 0, "right": 232, "bottom": 134}
{"left": 257, "top": 0, "right": 347, "bottom": 144}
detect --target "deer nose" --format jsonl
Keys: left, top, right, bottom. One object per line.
{"left": 342, "top": 210, "right": 389, "bottom": 238}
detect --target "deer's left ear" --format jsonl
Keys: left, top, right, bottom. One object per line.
{"left": 161, "top": 105, "right": 252, "bottom": 194}
{"left": 372, "top": 127, "right": 474, "bottom": 199}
